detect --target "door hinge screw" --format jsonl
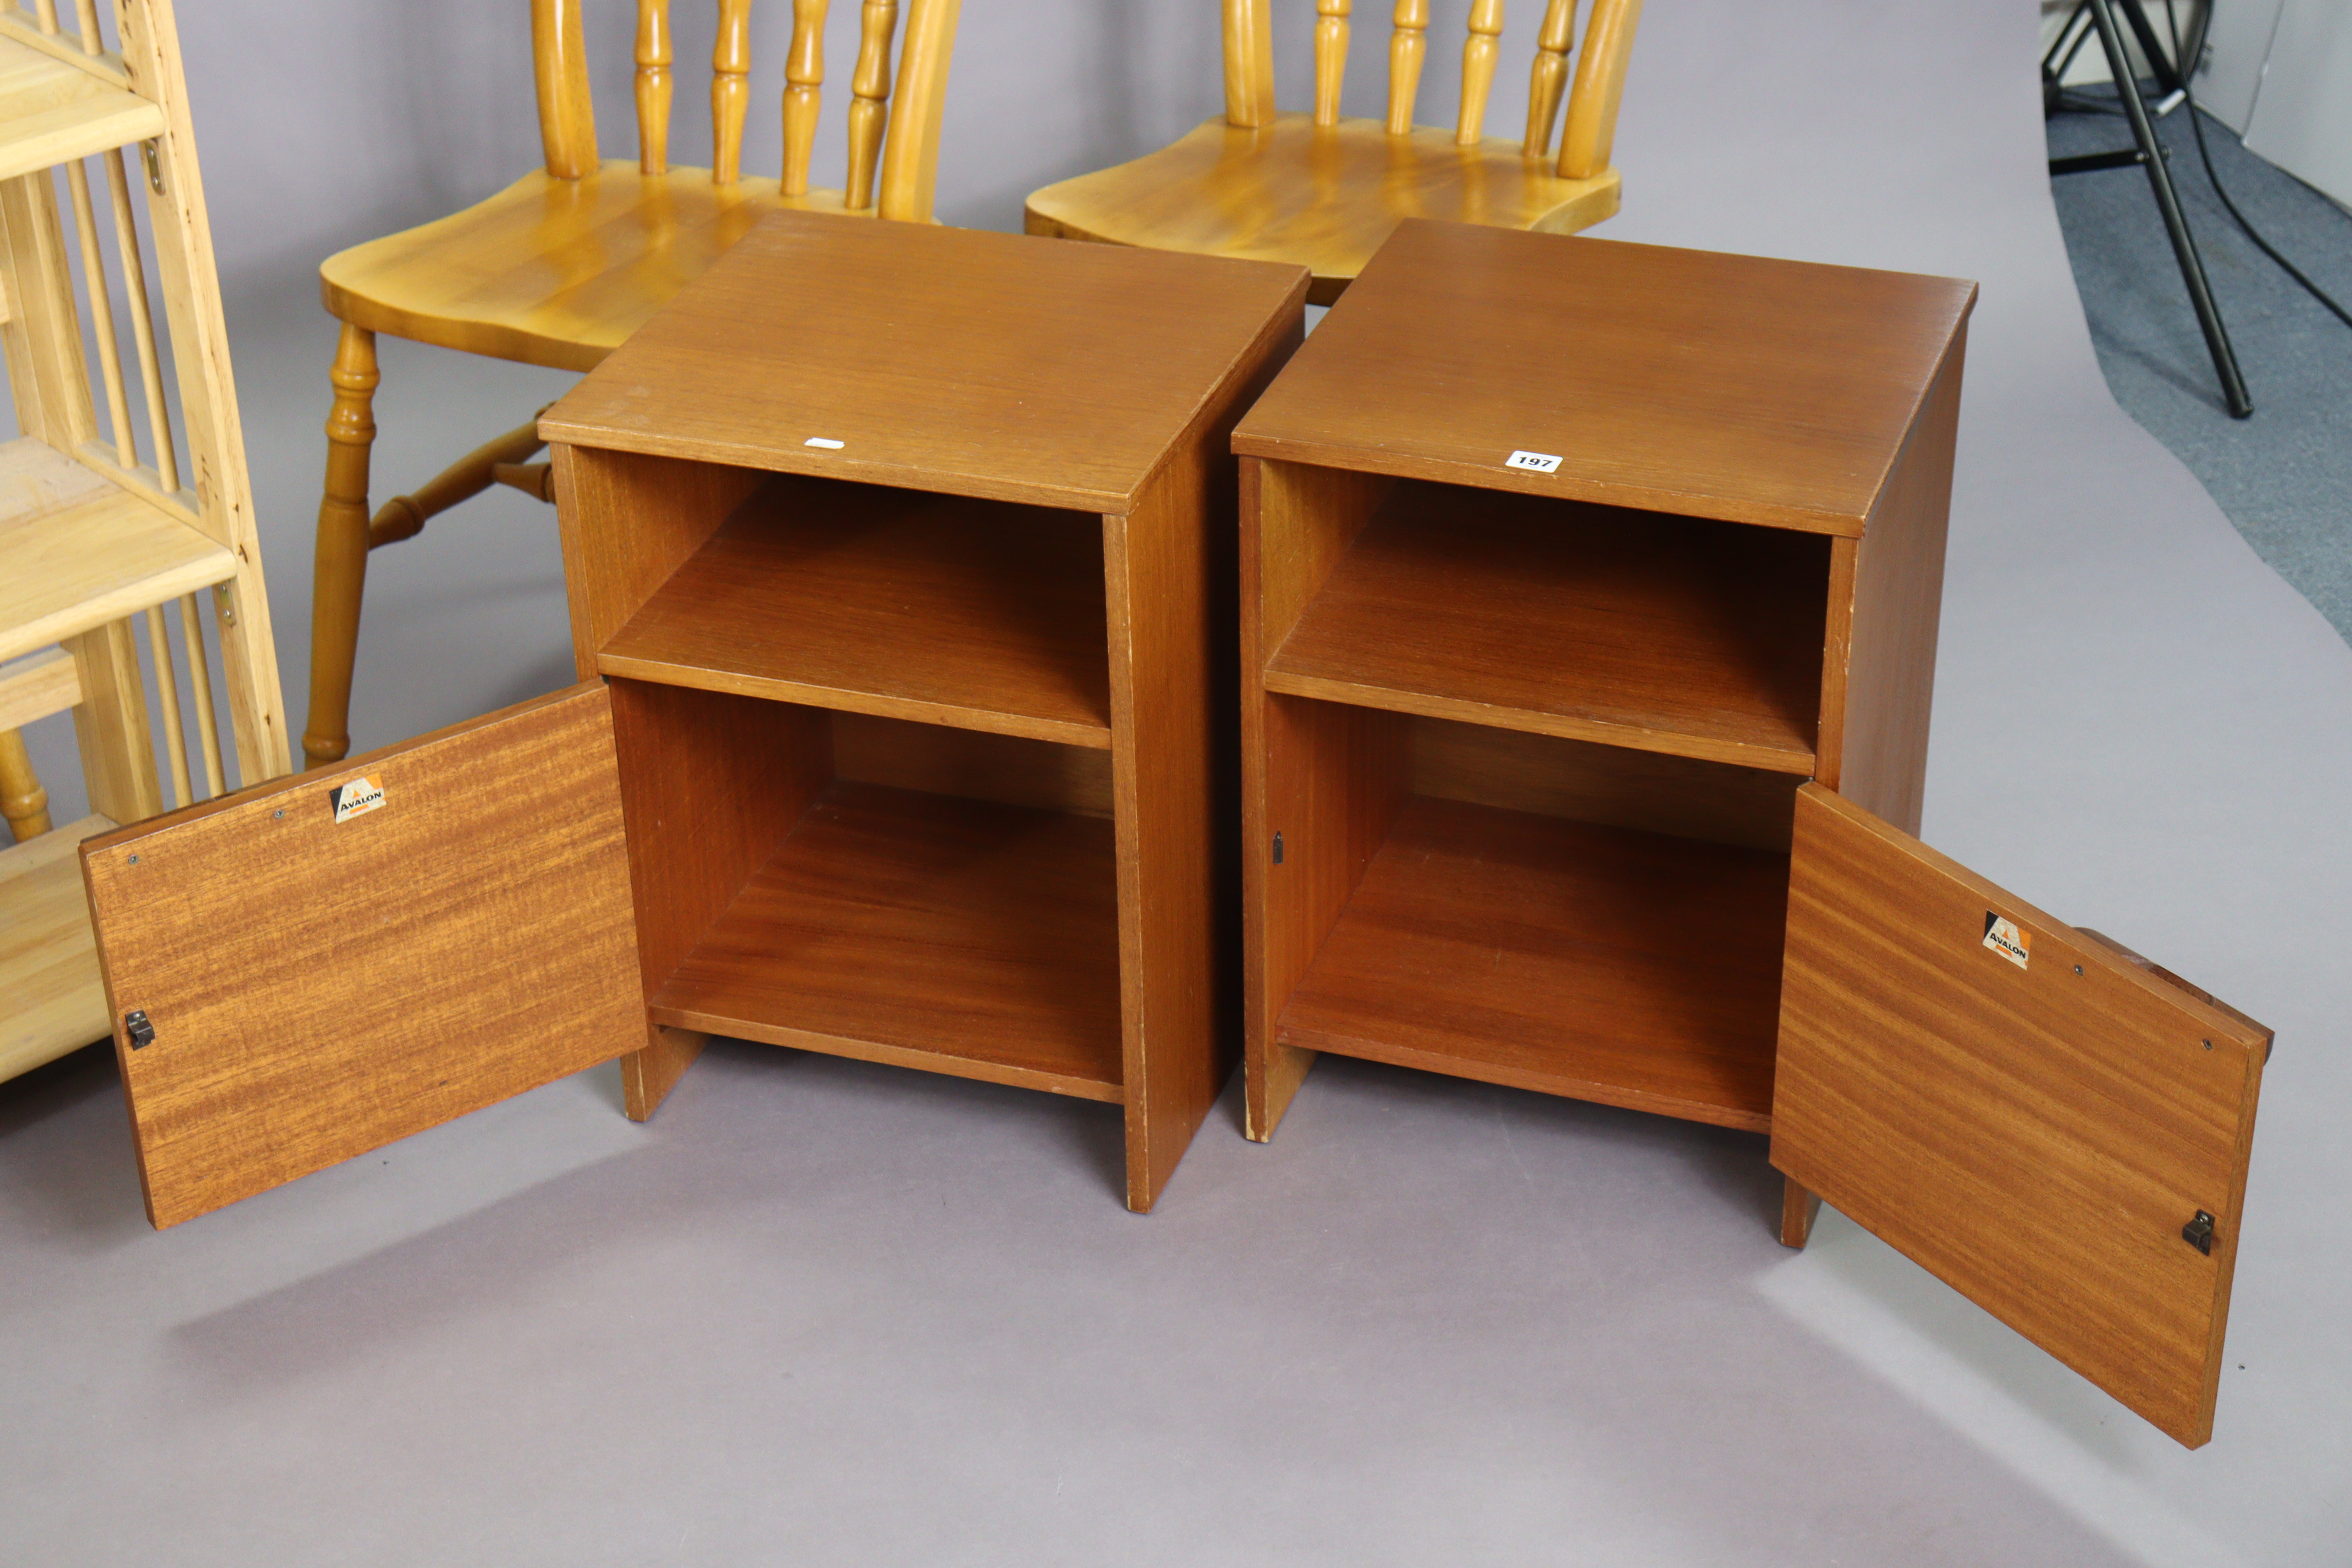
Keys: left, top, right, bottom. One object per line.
{"left": 2182, "top": 1210, "right": 2215, "bottom": 1255}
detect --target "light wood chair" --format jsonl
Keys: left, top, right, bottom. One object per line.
{"left": 1024, "top": 0, "right": 1642, "bottom": 305}
{"left": 0, "top": 0, "right": 291, "bottom": 1083}
{"left": 303, "top": 0, "right": 963, "bottom": 767}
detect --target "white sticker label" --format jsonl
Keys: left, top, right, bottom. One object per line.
{"left": 1982, "top": 912, "right": 2029, "bottom": 969}
{"left": 804, "top": 436, "right": 845, "bottom": 450}
{"left": 331, "top": 776, "right": 385, "bottom": 824}
{"left": 1505, "top": 450, "right": 1562, "bottom": 473}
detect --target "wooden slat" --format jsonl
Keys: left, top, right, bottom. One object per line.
{"left": 1385, "top": 0, "right": 1427, "bottom": 135}
{"left": 0, "top": 436, "right": 236, "bottom": 664}
{"left": 1279, "top": 795, "right": 1789, "bottom": 1131}
{"left": 1455, "top": 0, "right": 1502, "bottom": 144}
{"left": 649, "top": 781, "right": 1126, "bottom": 1103}
{"left": 61, "top": 156, "right": 132, "bottom": 467}
{"left": 780, "top": 0, "right": 829, "bottom": 198}
{"left": 0, "top": 11, "right": 128, "bottom": 83}
{"left": 1265, "top": 482, "right": 1828, "bottom": 773}
{"left": 875, "top": 0, "right": 959, "bottom": 222}
{"left": 1222, "top": 0, "right": 1275, "bottom": 128}
{"left": 596, "top": 476, "right": 1114, "bottom": 749}
{"left": 530, "top": 0, "right": 597, "bottom": 179}
{"left": 843, "top": 0, "right": 897, "bottom": 211}
{"left": 141, "top": 600, "right": 190, "bottom": 806}
{"left": 0, "top": 81, "right": 162, "bottom": 184}
{"left": 1314, "top": 0, "right": 1351, "bottom": 126}
{"left": 635, "top": 0, "right": 672, "bottom": 175}
{"left": 1523, "top": 0, "right": 1579, "bottom": 156}
{"left": 1772, "top": 784, "right": 2271, "bottom": 1448}
{"left": 64, "top": 615, "right": 156, "bottom": 822}
{"left": 101, "top": 145, "right": 172, "bottom": 490}
{"left": 0, "top": 813, "right": 113, "bottom": 1082}
{"left": 175, "top": 592, "right": 223, "bottom": 798}
{"left": 0, "top": 643, "right": 80, "bottom": 729}
{"left": 83, "top": 684, "right": 646, "bottom": 1229}
{"left": 1557, "top": 0, "right": 1641, "bottom": 178}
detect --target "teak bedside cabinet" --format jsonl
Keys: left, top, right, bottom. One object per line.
{"left": 79, "top": 213, "right": 1308, "bottom": 1225}
{"left": 1232, "top": 220, "right": 2269, "bottom": 1448}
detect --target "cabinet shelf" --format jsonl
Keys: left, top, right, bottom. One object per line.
{"left": 0, "top": 815, "right": 113, "bottom": 1082}
{"left": 649, "top": 780, "right": 1125, "bottom": 1102}
{"left": 1264, "top": 482, "right": 1828, "bottom": 773}
{"left": 599, "top": 475, "right": 1112, "bottom": 748}
{"left": 0, "top": 439, "right": 234, "bottom": 664}
{"left": 1276, "top": 796, "right": 1788, "bottom": 1131}
{"left": 0, "top": 31, "right": 165, "bottom": 184}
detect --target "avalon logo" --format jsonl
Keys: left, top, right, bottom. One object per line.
{"left": 1982, "top": 911, "right": 2029, "bottom": 969}
{"left": 329, "top": 775, "right": 386, "bottom": 824}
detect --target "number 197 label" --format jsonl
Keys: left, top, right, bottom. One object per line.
{"left": 1505, "top": 450, "right": 1562, "bottom": 473}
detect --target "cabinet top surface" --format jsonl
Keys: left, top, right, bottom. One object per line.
{"left": 540, "top": 212, "right": 1308, "bottom": 513}
{"left": 1233, "top": 221, "right": 1977, "bottom": 535}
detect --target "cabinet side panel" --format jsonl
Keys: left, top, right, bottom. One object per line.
{"left": 1107, "top": 447, "right": 1226, "bottom": 1211}
{"left": 607, "top": 680, "right": 830, "bottom": 1000}
{"left": 550, "top": 445, "right": 766, "bottom": 677}
{"left": 1243, "top": 456, "right": 1408, "bottom": 1141}
{"left": 1834, "top": 326, "right": 1964, "bottom": 834}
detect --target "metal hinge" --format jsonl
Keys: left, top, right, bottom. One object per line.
{"left": 123, "top": 1010, "right": 154, "bottom": 1050}
{"left": 140, "top": 139, "right": 163, "bottom": 193}
{"left": 2182, "top": 1210, "right": 2215, "bottom": 1255}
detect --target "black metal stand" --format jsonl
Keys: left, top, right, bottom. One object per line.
{"left": 2044, "top": 0, "right": 2252, "bottom": 417}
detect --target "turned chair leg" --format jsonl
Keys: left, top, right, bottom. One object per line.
{"left": 305, "top": 321, "right": 379, "bottom": 769}
{"left": 0, "top": 728, "right": 53, "bottom": 841}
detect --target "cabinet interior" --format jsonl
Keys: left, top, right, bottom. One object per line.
{"left": 574, "top": 456, "right": 1128, "bottom": 1104}
{"left": 1256, "top": 463, "right": 1835, "bottom": 1133}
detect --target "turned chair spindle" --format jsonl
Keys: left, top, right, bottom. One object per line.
{"left": 304, "top": 0, "right": 963, "bottom": 766}
{"left": 1028, "top": 1, "right": 1642, "bottom": 305}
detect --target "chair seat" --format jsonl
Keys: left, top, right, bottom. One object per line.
{"left": 320, "top": 161, "right": 864, "bottom": 372}
{"left": 1024, "top": 113, "right": 1620, "bottom": 306}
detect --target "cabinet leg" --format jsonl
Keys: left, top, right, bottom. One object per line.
{"left": 1779, "top": 1174, "right": 1823, "bottom": 1249}
{"left": 622, "top": 1025, "right": 706, "bottom": 1121}
{"left": 305, "top": 321, "right": 379, "bottom": 769}
{"left": 1246, "top": 1038, "right": 1316, "bottom": 1142}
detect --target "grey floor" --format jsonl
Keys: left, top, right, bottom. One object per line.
{"left": 7, "top": 5, "right": 2352, "bottom": 1565}
{"left": 2047, "top": 89, "right": 2352, "bottom": 639}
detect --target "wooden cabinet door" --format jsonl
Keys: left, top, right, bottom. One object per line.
{"left": 1772, "top": 783, "right": 2271, "bottom": 1448}
{"left": 82, "top": 684, "right": 646, "bottom": 1229}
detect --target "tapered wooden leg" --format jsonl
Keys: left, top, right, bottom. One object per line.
{"left": 369, "top": 414, "right": 550, "bottom": 547}
{"left": 1780, "top": 1174, "right": 1823, "bottom": 1249}
{"left": 305, "top": 322, "right": 379, "bottom": 769}
{"left": 622, "top": 1025, "right": 707, "bottom": 1121}
{"left": 0, "top": 729, "right": 51, "bottom": 841}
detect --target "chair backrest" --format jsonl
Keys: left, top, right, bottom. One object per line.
{"left": 531, "top": 0, "right": 962, "bottom": 223}
{"left": 1221, "top": 0, "right": 1641, "bottom": 177}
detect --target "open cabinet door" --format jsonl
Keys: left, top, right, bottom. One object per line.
{"left": 1771, "top": 783, "right": 2271, "bottom": 1448}
{"left": 82, "top": 684, "right": 646, "bottom": 1229}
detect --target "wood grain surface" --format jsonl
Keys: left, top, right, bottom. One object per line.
{"left": 1024, "top": 115, "right": 1618, "bottom": 308}
{"left": 82, "top": 684, "right": 645, "bottom": 1228}
{"left": 649, "top": 780, "right": 1124, "bottom": 1102}
{"left": 1266, "top": 481, "right": 1828, "bottom": 772}
{"left": 539, "top": 210, "right": 1308, "bottom": 514}
{"left": 0, "top": 436, "right": 234, "bottom": 663}
{"left": 1234, "top": 222, "right": 1977, "bottom": 533}
{"left": 1239, "top": 457, "right": 1403, "bottom": 1140}
{"left": 0, "top": 813, "right": 112, "bottom": 1080}
{"left": 0, "top": 31, "right": 164, "bottom": 184}
{"left": 1278, "top": 795, "right": 1789, "bottom": 1129}
{"left": 598, "top": 474, "right": 1112, "bottom": 747}
{"left": 1771, "top": 784, "right": 2269, "bottom": 1447}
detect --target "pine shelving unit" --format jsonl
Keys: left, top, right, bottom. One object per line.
{"left": 0, "top": 0, "right": 289, "bottom": 1086}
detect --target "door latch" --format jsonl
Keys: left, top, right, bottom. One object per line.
{"left": 1271, "top": 831, "right": 1284, "bottom": 865}
{"left": 2182, "top": 1210, "right": 2215, "bottom": 1255}
{"left": 123, "top": 1010, "right": 155, "bottom": 1049}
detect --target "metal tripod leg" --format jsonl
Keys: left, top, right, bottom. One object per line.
{"left": 2085, "top": 0, "right": 2252, "bottom": 417}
